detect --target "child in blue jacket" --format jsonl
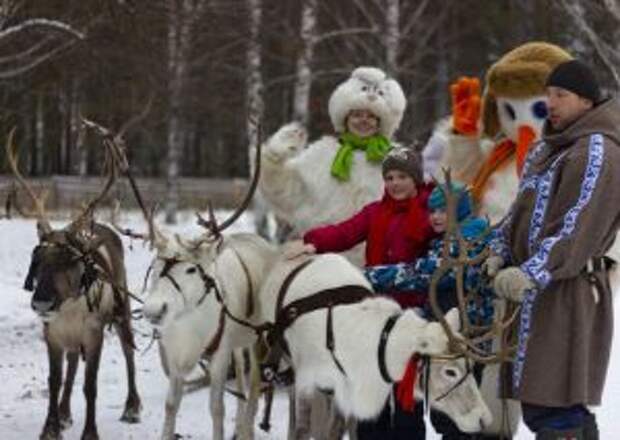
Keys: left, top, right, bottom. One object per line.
{"left": 364, "top": 182, "right": 495, "bottom": 327}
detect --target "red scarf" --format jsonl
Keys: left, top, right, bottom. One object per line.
{"left": 366, "top": 185, "right": 433, "bottom": 266}
{"left": 396, "top": 356, "right": 419, "bottom": 412}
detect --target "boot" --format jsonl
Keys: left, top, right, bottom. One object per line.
{"left": 536, "top": 426, "right": 583, "bottom": 440}
{"left": 583, "top": 414, "right": 599, "bottom": 440}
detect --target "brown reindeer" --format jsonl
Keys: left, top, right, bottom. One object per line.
{"left": 6, "top": 129, "right": 141, "bottom": 440}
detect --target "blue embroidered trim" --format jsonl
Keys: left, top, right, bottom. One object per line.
{"left": 527, "top": 153, "right": 567, "bottom": 254}
{"left": 521, "top": 134, "right": 604, "bottom": 289}
{"left": 513, "top": 288, "right": 537, "bottom": 390}
{"left": 489, "top": 212, "right": 513, "bottom": 263}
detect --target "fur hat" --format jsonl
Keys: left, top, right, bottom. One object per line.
{"left": 329, "top": 67, "right": 406, "bottom": 139}
{"left": 381, "top": 147, "right": 423, "bottom": 184}
{"left": 482, "top": 42, "right": 573, "bottom": 138}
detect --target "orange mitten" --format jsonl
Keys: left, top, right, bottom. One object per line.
{"left": 450, "top": 77, "right": 481, "bottom": 136}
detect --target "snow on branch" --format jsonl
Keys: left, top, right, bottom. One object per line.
{"left": 560, "top": 0, "right": 620, "bottom": 87}
{"left": 0, "top": 18, "right": 85, "bottom": 41}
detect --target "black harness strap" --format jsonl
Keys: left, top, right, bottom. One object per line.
{"left": 204, "top": 308, "right": 227, "bottom": 357}
{"left": 377, "top": 314, "right": 401, "bottom": 383}
{"left": 274, "top": 284, "right": 373, "bottom": 375}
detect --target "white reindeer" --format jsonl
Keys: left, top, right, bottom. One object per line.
{"left": 259, "top": 253, "right": 494, "bottom": 434}
{"left": 141, "top": 231, "right": 278, "bottom": 440}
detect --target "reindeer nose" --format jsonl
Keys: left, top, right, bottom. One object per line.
{"left": 31, "top": 298, "right": 54, "bottom": 314}
{"left": 147, "top": 303, "right": 168, "bottom": 325}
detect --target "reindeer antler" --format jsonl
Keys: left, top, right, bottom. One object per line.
{"left": 197, "top": 117, "right": 263, "bottom": 237}
{"left": 4, "top": 127, "right": 52, "bottom": 233}
{"left": 428, "top": 169, "right": 519, "bottom": 364}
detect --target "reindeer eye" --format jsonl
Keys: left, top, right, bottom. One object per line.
{"left": 186, "top": 267, "right": 197, "bottom": 274}
{"left": 444, "top": 368, "right": 458, "bottom": 378}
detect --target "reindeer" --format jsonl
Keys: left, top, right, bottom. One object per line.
{"left": 256, "top": 252, "right": 494, "bottom": 435}
{"left": 5, "top": 129, "right": 141, "bottom": 440}
{"left": 110, "top": 124, "right": 277, "bottom": 440}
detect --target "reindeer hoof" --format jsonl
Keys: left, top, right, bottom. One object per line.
{"left": 120, "top": 406, "right": 141, "bottom": 423}
{"left": 59, "top": 413, "right": 73, "bottom": 430}
{"left": 40, "top": 421, "right": 62, "bottom": 440}
{"left": 80, "top": 431, "right": 99, "bottom": 440}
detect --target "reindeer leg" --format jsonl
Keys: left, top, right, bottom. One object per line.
{"left": 161, "top": 375, "right": 184, "bottom": 440}
{"left": 210, "top": 351, "right": 229, "bottom": 440}
{"left": 324, "top": 398, "right": 347, "bottom": 440}
{"left": 287, "top": 387, "right": 297, "bottom": 440}
{"left": 58, "top": 352, "right": 79, "bottom": 430}
{"left": 81, "top": 336, "right": 103, "bottom": 440}
{"left": 40, "top": 339, "right": 64, "bottom": 440}
{"left": 239, "top": 347, "right": 261, "bottom": 440}
{"left": 233, "top": 349, "right": 248, "bottom": 439}
{"left": 114, "top": 318, "right": 142, "bottom": 423}
{"left": 294, "top": 392, "right": 313, "bottom": 440}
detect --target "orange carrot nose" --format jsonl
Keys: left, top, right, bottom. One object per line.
{"left": 516, "top": 125, "right": 536, "bottom": 176}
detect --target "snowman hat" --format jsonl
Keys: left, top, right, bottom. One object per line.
{"left": 328, "top": 66, "right": 406, "bottom": 139}
{"left": 482, "top": 42, "right": 572, "bottom": 138}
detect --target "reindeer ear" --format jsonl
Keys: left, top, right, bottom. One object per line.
{"left": 445, "top": 308, "right": 461, "bottom": 332}
{"left": 36, "top": 220, "right": 48, "bottom": 240}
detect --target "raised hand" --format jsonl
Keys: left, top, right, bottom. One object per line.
{"left": 450, "top": 77, "right": 481, "bottom": 136}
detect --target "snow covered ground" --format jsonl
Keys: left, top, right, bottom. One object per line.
{"left": 1, "top": 211, "right": 619, "bottom": 439}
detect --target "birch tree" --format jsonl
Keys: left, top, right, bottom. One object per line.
{"left": 559, "top": 0, "right": 620, "bottom": 87}
{"left": 292, "top": 0, "right": 317, "bottom": 125}
{"left": 164, "top": 0, "right": 208, "bottom": 224}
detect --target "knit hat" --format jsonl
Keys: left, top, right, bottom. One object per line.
{"left": 381, "top": 147, "right": 423, "bottom": 184}
{"left": 428, "top": 183, "right": 472, "bottom": 221}
{"left": 329, "top": 67, "right": 406, "bottom": 139}
{"left": 545, "top": 60, "right": 601, "bottom": 103}
{"left": 482, "top": 42, "right": 573, "bottom": 138}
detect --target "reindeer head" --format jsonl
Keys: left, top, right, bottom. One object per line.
{"left": 118, "top": 120, "right": 263, "bottom": 330}
{"left": 25, "top": 226, "right": 103, "bottom": 319}
{"left": 417, "top": 356, "right": 493, "bottom": 432}
{"left": 142, "top": 234, "right": 221, "bottom": 328}
{"left": 415, "top": 309, "right": 493, "bottom": 432}
{"left": 6, "top": 128, "right": 118, "bottom": 320}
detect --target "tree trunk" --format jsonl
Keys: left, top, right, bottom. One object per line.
{"left": 164, "top": 0, "right": 206, "bottom": 224}
{"left": 384, "top": 0, "right": 400, "bottom": 75}
{"left": 35, "top": 92, "right": 45, "bottom": 175}
{"left": 292, "top": 0, "right": 317, "bottom": 126}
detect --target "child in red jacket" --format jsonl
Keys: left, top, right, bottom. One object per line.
{"left": 286, "top": 146, "right": 435, "bottom": 440}
{"left": 292, "top": 146, "right": 436, "bottom": 308}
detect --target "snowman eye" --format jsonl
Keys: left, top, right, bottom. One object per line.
{"left": 532, "top": 101, "right": 548, "bottom": 119}
{"left": 503, "top": 103, "right": 516, "bottom": 120}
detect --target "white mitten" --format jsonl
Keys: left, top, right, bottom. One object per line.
{"left": 482, "top": 254, "right": 505, "bottom": 277}
{"left": 493, "top": 267, "right": 535, "bottom": 303}
{"left": 263, "top": 122, "right": 308, "bottom": 162}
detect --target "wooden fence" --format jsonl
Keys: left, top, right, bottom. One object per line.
{"left": 0, "top": 175, "right": 250, "bottom": 213}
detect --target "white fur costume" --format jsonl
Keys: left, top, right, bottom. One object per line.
{"left": 259, "top": 67, "right": 406, "bottom": 242}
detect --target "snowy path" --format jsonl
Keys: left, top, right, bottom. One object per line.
{"left": 1, "top": 213, "right": 619, "bottom": 439}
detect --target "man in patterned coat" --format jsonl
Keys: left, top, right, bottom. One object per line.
{"left": 487, "top": 60, "right": 620, "bottom": 439}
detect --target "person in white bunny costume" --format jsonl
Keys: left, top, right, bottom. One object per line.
{"left": 259, "top": 66, "right": 407, "bottom": 247}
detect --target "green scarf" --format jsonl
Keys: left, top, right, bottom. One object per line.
{"left": 330, "top": 132, "right": 391, "bottom": 181}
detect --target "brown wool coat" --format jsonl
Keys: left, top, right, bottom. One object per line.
{"left": 496, "top": 98, "right": 620, "bottom": 407}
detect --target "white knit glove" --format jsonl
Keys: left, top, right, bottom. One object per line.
{"left": 493, "top": 267, "right": 535, "bottom": 303}
{"left": 282, "top": 240, "right": 316, "bottom": 260}
{"left": 482, "top": 254, "right": 505, "bottom": 277}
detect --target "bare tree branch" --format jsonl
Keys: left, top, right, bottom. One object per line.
{"left": 0, "top": 18, "right": 85, "bottom": 40}
{"left": 560, "top": 0, "right": 620, "bottom": 86}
